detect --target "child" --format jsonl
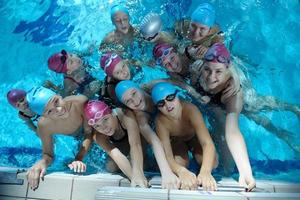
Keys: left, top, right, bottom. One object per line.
{"left": 25, "top": 86, "right": 93, "bottom": 191}
{"left": 174, "top": 3, "right": 224, "bottom": 61}
{"left": 99, "top": 4, "right": 140, "bottom": 57}
{"left": 7, "top": 89, "right": 39, "bottom": 133}
{"left": 48, "top": 49, "right": 101, "bottom": 98}
{"left": 151, "top": 82, "right": 217, "bottom": 191}
{"left": 84, "top": 100, "right": 148, "bottom": 187}
{"left": 115, "top": 80, "right": 180, "bottom": 189}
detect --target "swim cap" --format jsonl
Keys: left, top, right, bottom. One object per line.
{"left": 151, "top": 82, "right": 177, "bottom": 104}
{"left": 100, "top": 53, "right": 122, "bottom": 77}
{"left": 26, "top": 86, "right": 56, "bottom": 115}
{"left": 84, "top": 100, "right": 112, "bottom": 125}
{"left": 204, "top": 43, "right": 230, "bottom": 64}
{"left": 48, "top": 50, "right": 68, "bottom": 73}
{"left": 140, "top": 13, "right": 162, "bottom": 38}
{"left": 153, "top": 43, "right": 173, "bottom": 60}
{"left": 191, "top": 3, "right": 215, "bottom": 27}
{"left": 111, "top": 4, "right": 129, "bottom": 19}
{"left": 115, "top": 80, "right": 140, "bottom": 103}
{"left": 7, "top": 89, "right": 26, "bottom": 107}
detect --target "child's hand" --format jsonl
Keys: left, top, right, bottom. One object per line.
{"left": 68, "top": 160, "right": 86, "bottom": 173}
{"left": 177, "top": 168, "right": 198, "bottom": 190}
{"left": 131, "top": 174, "right": 148, "bottom": 188}
{"left": 239, "top": 174, "right": 256, "bottom": 192}
{"left": 161, "top": 172, "right": 180, "bottom": 189}
{"left": 197, "top": 172, "right": 217, "bottom": 191}
{"left": 26, "top": 161, "right": 47, "bottom": 191}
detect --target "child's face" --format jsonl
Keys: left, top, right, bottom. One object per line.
{"left": 188, "top": 22, "right": 210, "bottom": 42}
{"left": 66, "top": 53, "right": 83, "bottom": 74}
{"left": 43, "top": 95, "right": 70, "bottom": 119}
{"left": 157, "top": 95, "right": 182, "bottom": 119}
{"left": 162, "top": 52, "right": 182, "bottom": 73}
{"left": 112, "top": 61, "right": 131, "bottom": 80}
{"left": 122, "top": 88, "right": 146, "bottom": 111}
{"left": 201, "top": 61, "right": 230, "bottom": 90}
{"left": 15, "top": 97, "right": 29, "bottom": 112}
{"left": 113, "top": 12, "right": 130, "bottom": 34}
{"left": 93, "top": 114, "right": 117, "bottom": 136}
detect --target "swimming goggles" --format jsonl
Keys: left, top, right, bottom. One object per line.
{"left": 143, "top": 32, "right": 158, "bottom": 41}
{"left": 156, "top": 47, "right": 173, "bottom": 64}
{"left": 87, "top": 106, "right": 109, "bottom": 126}
{"left": 156, "top": 90, "right": 178, "bottom": 108}
{"left": 204, "top": 53, "right": 230, "bottom": 64}
{"left": 104, "top": 53, "right": 119, "bottom": 71}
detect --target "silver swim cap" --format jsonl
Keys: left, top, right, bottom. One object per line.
{"left": 140, "top": 13, "right": 162, "bottom": 39}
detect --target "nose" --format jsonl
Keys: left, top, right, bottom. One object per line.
{"left": 208, "top": 71, "right": 217, "bottom": 81}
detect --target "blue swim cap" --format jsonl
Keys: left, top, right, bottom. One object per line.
{"left": 151, "top": 82, "right": 177, "bottom": 104}
{"left": 110, "top": 4, "right": 129, "bottom": 19}
{"left": 191, "top": 3, "right": 215, "bottom": 27}
{"left": 26, "top": 86, "right": 56, "bottom": 115}
{"left": 115, "top": 80, "right": 140, "bottom": 103}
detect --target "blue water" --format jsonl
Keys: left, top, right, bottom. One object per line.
{"left": 0, "top": 0, "right": 300, "bottom": 182}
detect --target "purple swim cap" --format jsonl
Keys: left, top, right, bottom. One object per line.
{"left": 204, "top": 43, "right": 230, "bottom": 65}
{"left": 7, "top": 89, "right": 26, "bottom": 107}
{"left": 84, "top": 100, "right": 112, "bottom": 126}
{"left": 100, "top": 52, "right": 122, "bottom": 77}
{"left": 48, "top": 50, "right": 68, "bottom": 73}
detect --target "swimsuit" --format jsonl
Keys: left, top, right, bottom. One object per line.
{"left": 109, "top": 113, "right": 128, "bottom": 144}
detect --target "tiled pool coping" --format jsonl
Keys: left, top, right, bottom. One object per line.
{"left": 0, "top": 167, "right": 299, "bottom": 200}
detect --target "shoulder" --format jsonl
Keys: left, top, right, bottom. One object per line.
{"left": 64, "top": 95, "right": 88, "bottom": 104}
{"left": 103, "top": 31, "right": 116, "bottom": 43}
{"left": 37, "top": 117, "right": 53, "bottom": 136}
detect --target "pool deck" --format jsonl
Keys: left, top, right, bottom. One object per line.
{"left": 0, "top": 167, "right": 300, "bottom": 200}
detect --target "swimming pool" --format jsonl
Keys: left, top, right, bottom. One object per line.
{"left": 0, "top": 0, "right": 299, "bottom": 181}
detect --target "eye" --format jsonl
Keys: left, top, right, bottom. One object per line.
{"left": 47, "top": 109, "right": 52, "bottom": 115}
{"left": 132, "top": 91, "right": 136, "bottom": 96}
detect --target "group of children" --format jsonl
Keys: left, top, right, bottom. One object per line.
{"left": 7, "top": 2, "right": 300, "bottom": 192}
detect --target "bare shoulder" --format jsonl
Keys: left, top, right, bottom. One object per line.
{"left": 64, "top": 95, "right": 88, "bottom": 104}
{"left": 182, "top": 101, "right": 198, "bottom": 112}
{"left": 37, "top": 117, "right": 53, "bottom": 136}
{"left": 102, "top": 31, "right": 116, "bottom": 43}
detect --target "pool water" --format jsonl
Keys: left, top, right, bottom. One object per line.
{"left": 0, "top": 0, "right": 299, "bottom": 181}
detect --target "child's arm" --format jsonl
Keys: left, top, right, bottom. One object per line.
{"left": 155, "top": 116, "right": 198, "bottom": 190}
{"left": 123, "top": 110, "right": 148, "bottom": 187}
{"left": 68, "top": 123, "right": 93, "bottom": 173}
{"left": 135, "top": 112, "right": 180, "bottom": 189}
{"left": 226, "top": 113, "right": 255, "bottom": 191}
{"left": 188, "top": 103, "right": 217, "bottom": 191}
{"left": 27, "top": 124, "right": 54, "bottom": 190}
{"left": 94, "top": 132, "right": 132, "bottom": 179}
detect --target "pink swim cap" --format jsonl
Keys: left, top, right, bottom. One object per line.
{"left": 7, "top": 89, "right": 26, "bottom": 107}
{"left": 100, "top": 53, "right": 122, "bottom": 77}
{"left": 204, "top": 43, "right": 230, "bottom": 64}
{"left": 48, "top": 50, "right": 68, "bottom": 73}
{"left": 84, "top": 100, "right": 112, "bottom": 126}
{"left": 153, "top": 43, "right": 173, "bottom": 60}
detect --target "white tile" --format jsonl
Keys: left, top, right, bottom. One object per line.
{"left": 239, "top": 192, "right": 300, "bottom": 200}
{"left": 268, "top": 181, "right": 300, "bottom": 193}
{"left": 169, "top": 190, "right": 247, "bottom": 200}
{"left": 71, "top": 173, "right": 123, "bottom": 200}
{"left": 26, "top": 173, "right": 74, "bottom": 200}
{"left": 0, "top": 196, "right": 26, "bottom": 200}
{"left": 96, "top": 186, "right": 168, "bottom": 200}
{"left": 149, "top": 176, "right": 162, "bottom": 186}
{"left": 0, "top": 178, "right": 28, "bottom": 197}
